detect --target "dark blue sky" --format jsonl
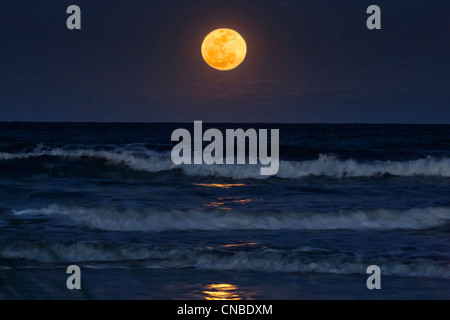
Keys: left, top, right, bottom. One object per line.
{"left": 0, "top": 0, "right": 449, "bottom": 123}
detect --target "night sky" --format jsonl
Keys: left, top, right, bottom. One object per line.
{"left": 1, "top": 0, "right": 449, "bottom": 123}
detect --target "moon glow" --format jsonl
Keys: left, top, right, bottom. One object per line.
{"left": 201, "top": 29, "right": 247, "bottom": 71}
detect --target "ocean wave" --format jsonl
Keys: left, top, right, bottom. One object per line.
{"left": 12, "top": 205, "right": 450, "bottom": 232}
{"left": 182, "top": 155, "right": 450, "bottom": 179}
{"left": 1, "top": 147, "right": 450, "bottom": 178}
{"left": 0, "top": 146, "right": 175, "bottom": 173}
{"left": 1, "top": 241, "right": 448, "bottom": 279}
{"left": 194, "top": 250, "right": 450, "bottom": 279}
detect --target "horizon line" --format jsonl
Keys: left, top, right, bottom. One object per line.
{"left": 0, "top": 121, "right": 449, "bottom": 125}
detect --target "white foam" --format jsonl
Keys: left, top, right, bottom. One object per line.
{"left": 194, "top": 251, "right": 450, "bottom": 279}
{"left": 12, "top": 205, "right": 450, "bottom": 232}
{"left": 1, "top": 147, "right": 450, "bottom": 178}
{"left": 0, "top": 146, "right": 175, "bottom": 173}
{"left": 0, "top": 242, "right": 186, "bottom": 263}
{"left": 1, "top": 241, "right": 448, "bottom": 279}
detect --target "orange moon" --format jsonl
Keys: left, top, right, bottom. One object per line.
{"left": 201, "top": 29, "right": 247, "bottom": 71}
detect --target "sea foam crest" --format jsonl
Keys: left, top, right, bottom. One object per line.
{"left": 1, "top": 147, "right": 450, "bottom": 178}
{"left": 0, "top": 146, "right": 175, "bottom": 173}
{"left": 1, "top": 241, "right": 449, "bottom": 279}
{"left": 13, "top": 205, "right": 450, "bottom": 232}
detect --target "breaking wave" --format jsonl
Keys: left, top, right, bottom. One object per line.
{"left": 0, "top": 146, "right": 175, "bottom": 173}
{"left": 1, "top": 241, "right": 448, "bottom": 279}
{"left": 1, "top": 146, "right": 450, "bottom": 178}
{"left": 12, "top": 205, "right": 450, "bottom": 232}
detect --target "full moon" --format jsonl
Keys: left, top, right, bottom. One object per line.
{"left": 201, "top": 29, "right": 247, "bottom": 71}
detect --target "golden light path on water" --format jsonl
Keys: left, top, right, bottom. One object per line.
{"left": 203, "top": 197, "right": 253, "bottom": 210}
{"left": 192, "top": 183, "right": 246, "bottom": 189}
{"left": 203, "top": 284, "right": 243, "bottom": 300}
{"left": 221, "top": 242, "right": 260, "bottom": 248}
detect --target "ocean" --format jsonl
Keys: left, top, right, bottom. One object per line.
{"left": 0, "top": 122, "right": 449, "bottom": 300}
